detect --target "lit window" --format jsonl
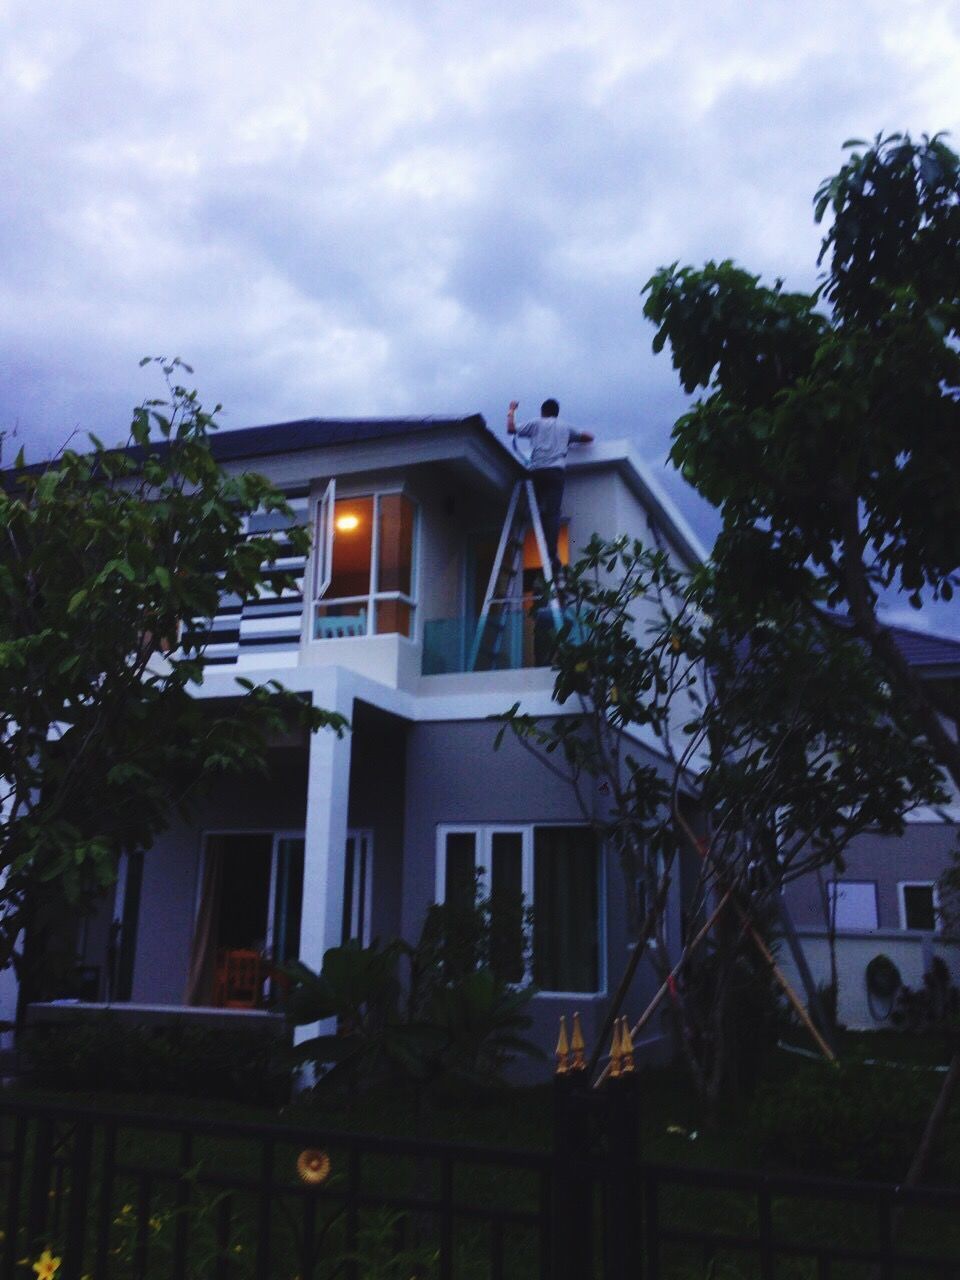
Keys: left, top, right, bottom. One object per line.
{"left": 899, "top": 882, "right": 939, "bottom": 931}
{"left": 437, "top": 825, "right": 603, "bottom": 993}
{"left": 314, "top": 490, "right": 416, "bottom": 638}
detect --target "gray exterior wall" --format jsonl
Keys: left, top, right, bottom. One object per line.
{"left": 401, "top": 718, "right": 679, "bottom": 1060}
{"left": 128, "top": 749, "right": 309, "bottom": 1005}
{"left": 784, "top": 821, "right": 959, "bottom": 931}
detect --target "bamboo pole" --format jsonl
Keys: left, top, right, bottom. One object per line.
{"left": 674, "top": 808, "right": 835, "bottom": 1063}
{"left": 593, "top": 890, "right": 732, "bottom": 1087}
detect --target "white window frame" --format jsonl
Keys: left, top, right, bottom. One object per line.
{"left": 314, "top": 479, "right": 336, "bottom": 599}
{"left": 311, "top": 485, "right": 419, "bottom": 642}
{"left": 897, "top": 880, "right": 941, "bottom": 932}
{"left": 434, "top": 822, "right": 606, "bottom": 997}
{"left": 826, "top": 879, "right": 879, "bottom": 931}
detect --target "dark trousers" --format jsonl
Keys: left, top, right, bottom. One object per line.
{"left": 531, "top": 467, "right": 564, "bottom": 571}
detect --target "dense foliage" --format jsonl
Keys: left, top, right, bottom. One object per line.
{"left": 498, "top": 535, "right": 944, "bottom": 1105}
{"left": 284, "top": 879, "right": 541, "bottom": 1095}
{"left": 643, "top": 132, "right": 960, "bottom": 791}
{"left": 0, "top": 359, "right": 346, "bottom": 985}
{"left": 755, "top": 1060, "right": 960, "bottom": 1181}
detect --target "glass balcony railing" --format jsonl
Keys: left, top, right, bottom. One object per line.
{"left": 422, "top": 604, "right": 563, "bottom": 675}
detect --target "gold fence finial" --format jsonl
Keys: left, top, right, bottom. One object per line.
{"left": 571, "top": 1011, "right": 586, "bottom": 1071}
{"left": 608, "top": 1019, "right": 623, "bottom": 1079}
{"left": 620, "top": 1017, "right": 636, "bottom": 1074}
{"left": 555, "top": 1015, "right": 570, "bottom": 1075}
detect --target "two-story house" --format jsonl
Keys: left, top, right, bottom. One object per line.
{"left": 14, "top": 413, "right": 707, "bottom": 1064}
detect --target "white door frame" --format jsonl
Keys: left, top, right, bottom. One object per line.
{"left": 343, "top": 828, "right": 374, "bottom": 946}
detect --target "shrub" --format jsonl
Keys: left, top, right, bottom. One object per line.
{"left": 891, "top": 957, "right": 960, "bottom": 1035}
{"left": 21, "top": 1018, "right": 291, "bottom": 1106}
{"left": 753, "top": 1061, "right": 960, "bottom": 1181}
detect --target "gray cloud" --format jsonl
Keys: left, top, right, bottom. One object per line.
{"left": 2, "top": 0, "right": 960, "bottom": 622}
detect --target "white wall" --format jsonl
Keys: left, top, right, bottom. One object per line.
{"left": 777, "top": 928, "right": 960, "bottom": 1029}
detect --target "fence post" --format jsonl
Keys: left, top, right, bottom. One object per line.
{"left": 551, "top": 1014, "right": 595, "bottom": 1280}
{"left": 601, "top": 1018, "right": 641, "bottom": 1280}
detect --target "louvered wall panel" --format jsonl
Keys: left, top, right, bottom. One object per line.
{"left": 237, "top": 487, "right": 309, "bottom": 659}
{"left": 183, "top": 486, "right": 310, "bottom": 667}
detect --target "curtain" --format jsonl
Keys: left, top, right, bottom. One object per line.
{"left": 533, "top": 827, "right": 599, "bottom": 993}
{"left": 184, "top": 839, "right": 224, "bottom": 1006}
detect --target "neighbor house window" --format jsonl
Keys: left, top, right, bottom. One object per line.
{"left": 827, "top": 880, "right": 879, "bottom": 931}
{"left": 435, "top": 825, "right": 603, "bottom": 993}
{"left": 898, "top": 881, "right": 939, "bottom": 931}
{"left": 313, "top": 485, "right": 416, "bottom": 638}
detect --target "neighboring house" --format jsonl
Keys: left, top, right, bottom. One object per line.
{"left": 15, "top": 414, "right": 706, "bottom": 1065}
{"left": 780, "top": 625, "right": 960, "bottom": 1029}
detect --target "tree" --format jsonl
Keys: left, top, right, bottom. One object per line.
{"left": 0, "top": 358, "right": 346, "bottom": 990}
{"left": 642, "top": 131, "right": 960, "bottom": 1168}
{"left": 498, "top": 536, "right": 944, "bottom": 1108}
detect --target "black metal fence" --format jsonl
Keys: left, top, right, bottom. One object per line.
{"left": 0, "top": 1085, "right": 958, "bottom": 1279}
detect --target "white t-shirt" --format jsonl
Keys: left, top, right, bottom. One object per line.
{"left": 515, "top": 417, "right": 576, "bottom": 470}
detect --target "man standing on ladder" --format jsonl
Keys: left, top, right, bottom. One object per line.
{"left": 506, "top": 398, "right": 594, "bottom": 574}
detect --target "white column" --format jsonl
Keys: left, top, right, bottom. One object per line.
{"left": 296, "top": 671, "right": 354, "bottom": 1049}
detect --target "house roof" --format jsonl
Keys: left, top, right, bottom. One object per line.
{"left": 199, "top": 414, "right": 489, "bottom": 464}
{"left": 884, "top": 623, "right": 960, "bottom": 673}
{"left": 0, "top": 414, "right": 494, "bottom": 487}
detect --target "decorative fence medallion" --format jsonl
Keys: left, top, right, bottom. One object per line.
{"left": 296, "top": 1148, "right": 332, "bottom": 1185}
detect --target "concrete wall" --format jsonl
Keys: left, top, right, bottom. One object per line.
{"left": 401, "top": 718, "right": 679, "bottom": 1063}
{"left": 777, "top": 928, "right": 960, "bottom": 1030}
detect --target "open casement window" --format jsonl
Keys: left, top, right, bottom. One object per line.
{"left": 898, "top": 881, "right": 940, "bottom": 932}
{"left": 436, "top": 824, "right": 603, "bottom": 994}
{"left": 314, "top": 479, "right": 336, "bottom": 599}
{"left": 313, "top": 490, "right": 417, "bottom": 639}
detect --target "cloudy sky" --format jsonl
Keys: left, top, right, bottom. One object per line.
{"left": 3, "top": 0, "right": 960, "bottom": 612}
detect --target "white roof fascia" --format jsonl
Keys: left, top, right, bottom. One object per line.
{"left": 220, "top": 423, "right": 521, "bottom": 500}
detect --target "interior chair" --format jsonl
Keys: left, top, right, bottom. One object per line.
{"left": 214, "top": 948, "right": 264, "bottom": 1008}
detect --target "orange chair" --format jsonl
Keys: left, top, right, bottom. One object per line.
{"left": 214, "top": 949, "right": 264, "bottom": 1008}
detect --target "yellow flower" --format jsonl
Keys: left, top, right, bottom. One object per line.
{"left": 32, "top": 1250, "right": 62, "bottom": 1279}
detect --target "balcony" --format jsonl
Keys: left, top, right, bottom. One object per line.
{"left": 423, "top": 604, "right": 559, "bottom": 675}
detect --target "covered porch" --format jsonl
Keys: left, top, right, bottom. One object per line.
{"left": 26, "top": 689, "right": 408, "bottom": 1022}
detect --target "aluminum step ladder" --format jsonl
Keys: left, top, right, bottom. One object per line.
{"left": 467, "top": 478, "right": 565, "bottom": 673}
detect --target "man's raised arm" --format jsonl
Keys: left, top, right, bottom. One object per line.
{"left": 506, "top": 400, "right": 519, "bottom": 434}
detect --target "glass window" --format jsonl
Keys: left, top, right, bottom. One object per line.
{"left": 375, "top": 599, "right": 413, "bottom": 637}
{"left": 444, "top": 832, "right": 477, "bottom": 912}
{"left": 534, "top": 827, "right": 600, "bottom": 993}
{"left": 328, "top": 497, "right": 373, "bottom": 599}
{"left": 378, "top": 493, "right": 415, "bottom": 595}
{"left": 827, "top": 881, "right": 878, "bottom": 930}
{"left": 314, "top": 491, "right": 416, "bottom": 639}
{"left": 490, "top": 832, "right": 525, "bottom": 983}
{"left": 901, "top": 883, "right": 937, "bottom": 931}
{"left": 437, "top": 824, "right": 603, "bottom": 994}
